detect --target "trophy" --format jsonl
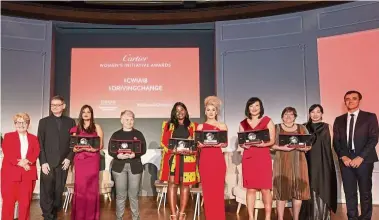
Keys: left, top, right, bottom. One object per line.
{"left": 238, "top": 129, "right": 270, "bottom": 145}
{"left": 109, "top": 139, "right": 142, "bottom": 154}
{"left": 278, "top": 134, "right": 313, "bottom": 148}
{"left": 195, "top": 130, "right": 228, "bottom": 147}
{"left": 70, "top": 136, "right": 100, "bottom": 150}
{"left": 169, "top": 138, "right": 196, "bottom": 154}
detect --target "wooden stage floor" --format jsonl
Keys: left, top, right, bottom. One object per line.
{"left": 30, "top": 196, "right": 379, "bottom": 219}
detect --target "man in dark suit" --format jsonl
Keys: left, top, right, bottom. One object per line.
{"left": 333, "top": 90, "right": 379, "bottom": 220}
{"left": 37, "top": 95, "right": 76, "bottom": 220}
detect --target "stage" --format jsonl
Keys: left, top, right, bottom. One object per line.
{"left": 29, "top": 197, "right": 379, "bottom": 220}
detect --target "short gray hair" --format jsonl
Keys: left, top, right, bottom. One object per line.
{"left": 120, "top": 110, "right": 135, "bottom": 119}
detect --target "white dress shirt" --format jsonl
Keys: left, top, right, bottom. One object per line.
{"left": 346, "top": 109, "right": 360, "bottom": 150}
{"left": 19, "top": 133, "right": 29, "bottom": 159}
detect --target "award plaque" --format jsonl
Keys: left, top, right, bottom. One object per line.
{"left": 168, "top": 138, "right": 196, "bottom": 154}
{"left": 109, "top": 139, "right": 142, "bottom": 154}
{"left": 238, "top": 129, "right": 270, "bottom": 145}
{"left": 195, "top": 130, "right": 228, "bottom": 146}
{"left": 279, "top": 134, "right": 313, "bottom": 148}
{"left": 70, "top": 136, "right": 100, "bottom": 150}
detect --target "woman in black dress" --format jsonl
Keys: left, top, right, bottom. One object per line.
{"left": 300, "top": 104, "right": 337, "bottom": 220}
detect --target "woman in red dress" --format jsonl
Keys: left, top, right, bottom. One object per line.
{"left": 197, "top": 96, "right": 228, "bottom": 220}
{"left": 239, "top": 97, "right": 276, "bottom": 220}
{"left": 70, "top": 105, "right": 104, "bottom": 220}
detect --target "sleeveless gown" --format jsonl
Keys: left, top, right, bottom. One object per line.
{"left": 300, "top": 122, "right": 337, "bottom": 220}
{"left": 241, "top": 116, "right": 272, "bottom": 189}
{"left": 273, "top": 124, "right": 310, "bottom": 201}
{"left": 199, "top": 123, "right": 226, "bottom": 220}
{"left": 70, "top": 127, "right": 100, "bottom": 220}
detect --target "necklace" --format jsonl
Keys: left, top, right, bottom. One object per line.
{"left": 282, "top": 123, "right": 295, "bottom": 128}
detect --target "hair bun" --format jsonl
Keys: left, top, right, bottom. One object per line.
{"left": 204, "top": 96, "right": 222, "bottom": 110}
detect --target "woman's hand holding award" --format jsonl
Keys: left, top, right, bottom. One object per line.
{"left": 238, "top": 129, "right": 270, "bottom": 149}
{"left": 169, "top": 138, "right": 196, "bottom": 155}
{"left": 70, "top": 134, "right": 101, "bottom": 152}
{"left": 195, "top": 130, "right": 228, "bottom": 148}
{"left": 278, "top": 134, "right": 314, "bottom": 151}
{"left": 109, "top": 138, "right": 142, "bottom": 158}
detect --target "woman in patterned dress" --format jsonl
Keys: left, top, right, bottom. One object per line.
{"left": 158, "top": 102, "right": 199, "bottom": 220}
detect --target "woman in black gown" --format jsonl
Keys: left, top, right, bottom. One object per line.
{"left": 300, "top": 104, "right": 337, "bottom": 220}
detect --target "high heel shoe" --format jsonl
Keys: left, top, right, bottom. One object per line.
{"left": 170, "top": 214, "right": 178, "bottom": 220}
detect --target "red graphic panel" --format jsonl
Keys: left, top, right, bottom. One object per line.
{"left": 70, "top": 48, "right": 200, "bottom": 118}
{"left": 318, "top": 29, "right": 379, "bottom": 156}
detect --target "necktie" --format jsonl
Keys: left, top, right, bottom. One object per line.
{"left": 348, "top": 114, "right": 355, "bottom": 150}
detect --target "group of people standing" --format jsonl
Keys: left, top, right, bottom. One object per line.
{"left": 1, "top": 90, "right": 378, "bottom": 220}
{"left": 158, "top": 91, "right": 378, "bottom": 220}
{"left": 159, "top": 96, "right": 228, "bottom": 220}
{"left": 1, "top": 95, "right": 148, "bottom": 220}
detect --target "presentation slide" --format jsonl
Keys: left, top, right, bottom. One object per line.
{"left": 70, "top": 48, "right": 200, "bottom": 118}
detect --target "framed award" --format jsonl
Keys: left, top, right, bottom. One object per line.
{"left": 238, "top": 129, "right": 270, "bottom": 145}
{"left": 195, "top": 130, "right": 228, "bottom": 147}
{"left": 109, "top": 139, "right": 142, "bottom": 154}
{"left": 168, "top": 138, "right": 196, "bottom": 154}
{"left": 278, "top": 134, "right": 313, "bottom": 148}
{"left": 70, "top": 136, "right": 100, "bottom": 150}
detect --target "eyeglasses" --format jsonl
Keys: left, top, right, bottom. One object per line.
{"left": 51, "top": 104, "right": 63, "bottom": 108}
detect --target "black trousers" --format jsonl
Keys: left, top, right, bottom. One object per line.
{"left": 40, "top": 166, "right": 68, "bottom": 220}
{"left": 340, "top": 156, "right": 374, "bottom": 220}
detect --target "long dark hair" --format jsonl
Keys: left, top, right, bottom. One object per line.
{"left": 306, "top": 104, "right": 324, "bottom": 133}
{"left": 245, "top": 97, "right": 264, "bottom": 119}
{"left": 167, "top": 102, "right": 191, "bottom": 130}
{"left": 77, "top": 105, "right": 96, "bottom": 133}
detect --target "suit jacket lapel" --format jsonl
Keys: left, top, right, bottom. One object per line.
{"left": 63, "top": 117, "right": 72, "bottom": 132}
{"left": 26, "top": 133, "right": 32, "bottom": 158}
{"left": 341, "top": 113, "right": 348, "bottom": 145}
{"left": 14, "top": 132, "right": 22, "bottom": 159}
{"left": 354, "top": 111, "right": 365, "bottom": 136}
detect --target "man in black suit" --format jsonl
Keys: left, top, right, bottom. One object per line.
{"left": 333, "top": 90, "right": 379, "bottom": 220}
{"left": 38, "top": 95, "right": 76, "bottom": 220}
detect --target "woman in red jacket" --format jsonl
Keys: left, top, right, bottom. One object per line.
{"left": 1, "top": 113, "right": 40, "bottom": 220}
